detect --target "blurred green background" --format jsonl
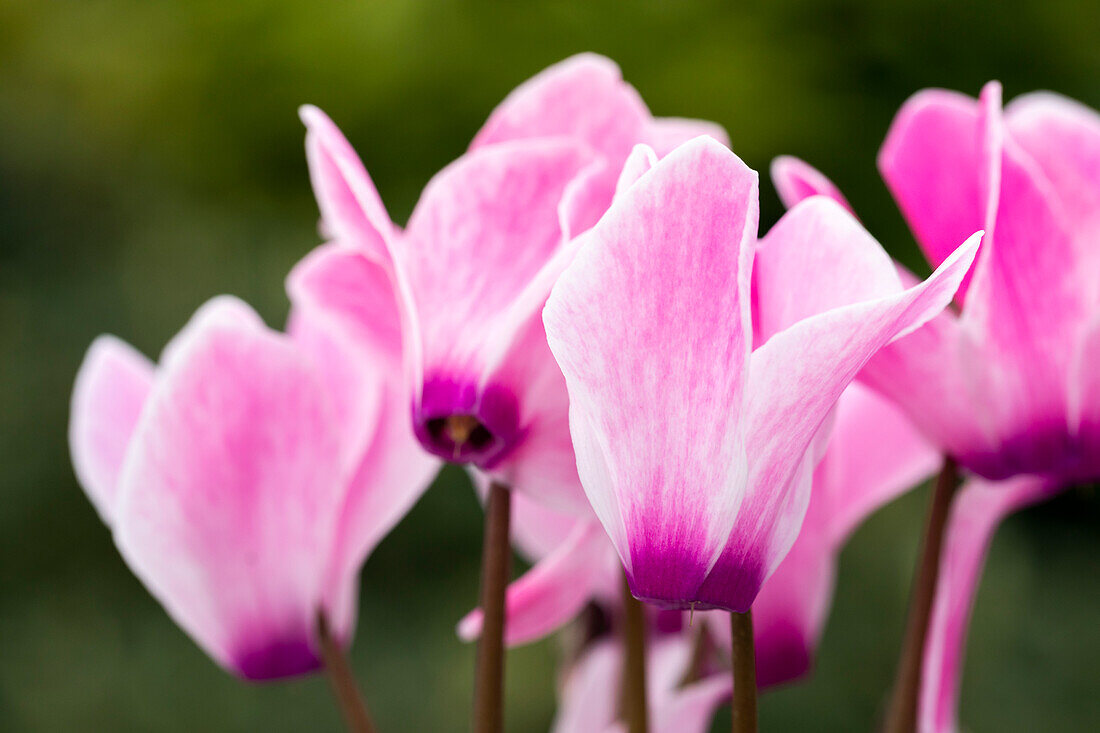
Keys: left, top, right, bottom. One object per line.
{"left": 2, "top": 0, "right": 1099, "bottom": 730}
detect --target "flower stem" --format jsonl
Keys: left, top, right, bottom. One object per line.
{"left": 620, "top": 573, "right": 649, "bottom": 733}
{"left": 316, "top": 610, "right": 377, "bottom": 733}
{"left": 883, "top": 457, "right": 958, "bottom": 733}
{"left": 730, "top": 610, "right": 758, "bottom": 733}
{"left": 473, "top": 480, "right": 512, "bottom": 733}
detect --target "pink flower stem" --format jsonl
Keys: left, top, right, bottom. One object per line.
{"left": 883, "top": 457, "right": 959, "bottom": 733}
{"left": 316, "top": 610, "right": 377, "bottom": 733}
{"left": 473, "top": 480, "right": 513, "bottom": 733}
{"left": 620, "top": 572, "right": 650, "bottom": 733}
{"left": 730, "top": 610, "right": 758, "bottom": 733}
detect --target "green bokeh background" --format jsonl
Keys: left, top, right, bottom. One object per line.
{"left": 2, "top": 1, "right": 1098, "bottom": 730}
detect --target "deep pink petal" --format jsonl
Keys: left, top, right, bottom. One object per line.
{"left": 69, "top": 336, "right": 155, "bottom": 523}
{"left": 699, "top": 232, "right": 980, "bottom": 611}
{"left": 457, "top": 519, "right": 612, "bottom": 646}
{"left": 770, "top": 156, "right": 854, "bottom": 214}
{"left": 754, "top": 196, "right": 901, "bottom": 343}
{"left": 918, "top": 476, "right": 1060, "bottom": 733}
{"left": 113, "top": 298, "right": 344, "bottom": 680}
{"left": 1071, "top": 317, "right": 1100, "bottom": 477}
{"left": 300, "top": 105, "right": 397, "bottom": 263}
{"left": 879, "top": 88, "right": 987, "bottom": 299}
{"left": 544, "top": 137, "right": 758, "bottom": 606}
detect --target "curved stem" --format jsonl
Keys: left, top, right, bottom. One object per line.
{"left": 883, "top": 457, "right": 958, "bottom": 733}
{"left": 317, "top": 611, "right": 377, "bottom": 733}
{"left": 620, "top": 573, "right": 649, "bottom": 733}
{"left": 472, "top": 481, "right": 512, "bottom": 733}
{"left": 730, "top": 610, "right": 758, "bottom": 733}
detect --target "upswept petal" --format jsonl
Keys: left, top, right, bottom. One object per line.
{"left": 879, "top": 88, "right": 987, "bottom": 296}
{"left": 918, "top": 476, "right": 1060, "bottom": 733}
{"left": 1005, "top": 91, "right": 1100, "bottom": 281}
{"left": 457, "top": 519, "right": 612, "bottom": 646}
{"left": 300, "top": 105, "right": 397, "bottom": 263}
{"left": 770, "top": 156, "right": 854, "bottom": 214}
{"left": 703, "top": 231, "right": 980, "bottom": 611}
{"left": 69, "top": 336, "right": 154, "bottom": 523}
{"left": 822, "top": 383, "right": 941, "bottom": 544}
{"left": 112, "top": 298, "right": 345, "bottom": 680}
{"left": 551, "top": 640, "right": 621, "bottom": 733}
{"left": 644, "top": 118, "right": 730, "bottom": 157}
{"left": 403, "top": 139, "right": 596, "bottom": 382}
{"left": 753, "top": 196, "right": 901, "bottom": 343}
{"left": 471, "top": 53, "right": 650, "bottom": 163}
{"left": 615, "top": 144, "right": 659, "bottom": 198}
{"left": 649, "top": 674, "right": 732, "bottom": 733}
{"left": 544, "top": 137, "right": 758, "bottom": 605}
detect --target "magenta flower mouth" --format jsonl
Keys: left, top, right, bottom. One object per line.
{"left": 414, "top": 376, "right": 522, "bottom": 467}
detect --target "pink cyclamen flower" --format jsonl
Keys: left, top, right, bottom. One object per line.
{"left": 459, "top": 383, "right": 939, "bottom": 688}
{"left": 542, "top": 136, "right": 980, "bottom": 613}
{"left": 295, "top": 53, "right": 726, "bottom": 510}
{"left": 776, "top": 82, "right": 1100, "bottom": 485}
{"left": 551, "top": 637, "right": 731, "bottom": 733}
{"left": 69, "top": 297, "right": 437, "bottom": 679}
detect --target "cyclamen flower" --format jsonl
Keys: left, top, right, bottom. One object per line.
{"left": 69, "top": 297, "right": 437, "bottom": 679}
{"left": 551, "top": 637, "right": 731, "bottom": 733}
{"left": 295, "top": 54, "right": 725, "bottom": 510}
{"left": 459, "top": 383, "right": 939, "bottom": 688}
{"left": 776, "top": 82, "right": 1100, "bottom": 485}
{"left": 542, "top": 136, "right": 979, "bottom": 613}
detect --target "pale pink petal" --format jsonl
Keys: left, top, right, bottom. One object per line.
{"left": 770, "top": 156, "right": 854, "bottom": 214}
{"left": 113, "top": 298, "right": 344, "bottom": 680}
{"left": 879, "top": 88, "right": 987, "bottom": 295}
{"left": 69, "top": 336, "right": 155, "bottom": 523}
{"left": 698, "top": 232, "right": 980, "bottom": 611}
{"left": 544, "top": 137, "right": 758, "bottom": 606}
{"left": 645, "top": 118, "right": 730, "bottom": 157}
{"left": 300, "top": 105, "right": 397, "bottom": 263}
{"left": 457, "top": 519, "right": 611, "bottom": 646}
{"left": 919, "top": 476, "right": 1060, "bottom": 733}
{"left": 551, "top": 640, "right": 620, "bottom": 733}
{"left": 823, "top": 384, "right": 941, "bottom": 543}
{"left": 615, "top": 144, "right": 658, "bottom": 197}
{"left": 471, "top": 53, "right": 649, "bottom": 164}
{"left": 753, "top": 196, "right": 901, "bottom": 343}
{"left": 651, "top": 675, "right": 731, "bottom": 733}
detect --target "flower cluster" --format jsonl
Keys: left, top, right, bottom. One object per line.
{"left": 70, "top": 55, "right": 1099, "bottom": 732}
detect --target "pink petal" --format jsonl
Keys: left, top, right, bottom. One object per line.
{"left": 650, "top": 675, "right": 732, "bottom": 733}
{"left": 471, "top": 53, "right": 649, "bottom": 164}
{"left": 699, "top": 231, "right": 980, "bottom": 611}
{"left": 69, "top": 336, "right": 154, "bottom": 523}
{"left": 879, "top": 88, "right": 987, "bottom": 299}
{"left": 544, "top": 137, "right": 758, "bottom": 606}
{"left": 1005, "top": 91, "right": 1100, "bottom": 272}
{"left": 919, "top": 476, "right": 1060, "bottom": 733}
{"left": 300, "top": 105, "right": 397, "bottom": 263}
{"left": 822, "top": 383, "right": 940, "bottom": 544}
{"left": 753, "top": 196, "right": 901, "bottom": 343}
{"left": 1072, "top": 317, "right": 1100, "bottom": 472}
{"left": 113, "top": 298, "right": 345, "bottom": 680}
{"left": 457, "top": 519, "right": 612, "bottom": 646}
{"left": 645, "top": 118, "right": 730, "bottom": 157}
{"left": 551, "top": 640, "right": 621, "bottom": 733}
{"left": 770, "top": 156, "right": 854, "bottom": 214}
{"left": 615, "top": 144, "right": 659, "bottom": 197}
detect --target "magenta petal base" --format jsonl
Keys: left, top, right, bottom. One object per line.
{"left": 413, "top": 376, "right": 522, "bottom": 467}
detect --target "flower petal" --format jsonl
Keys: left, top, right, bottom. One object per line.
{"left": 651, "top": 675, "right": 732, "bottom": 733}
{"left": 113, "top": 298, "right": 344, "bottom": 680}
{"left": 551, "top": 640, "right": 621, "bottom": 733}
{"left": 471, "top": 53, "right": 649, "bottom": 163}
{"left": 645, "top": 118, "right": 730, "bottom": 157}
{"left": 753, "top": 196, "right": 901, "bottom": 343}
{"left": 770, "top": 156, "right": 853, "bottom": 214}
{"left": 702, "top": 231, "right": 980, "bottom": 610}
{"left": 457, "top": 519, "right": 611, "bottom": 646}
{"left": 545, "top": 137, "right": 758, "bottom": 606}
{"left": 300, "top": 105, "right": 397, "bottom": 263}
{"left": 69, "top": 336, "right": 155, "bottom": 523}
{"left": 918, "top": 476, "right": 1060, "bottom": 733}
